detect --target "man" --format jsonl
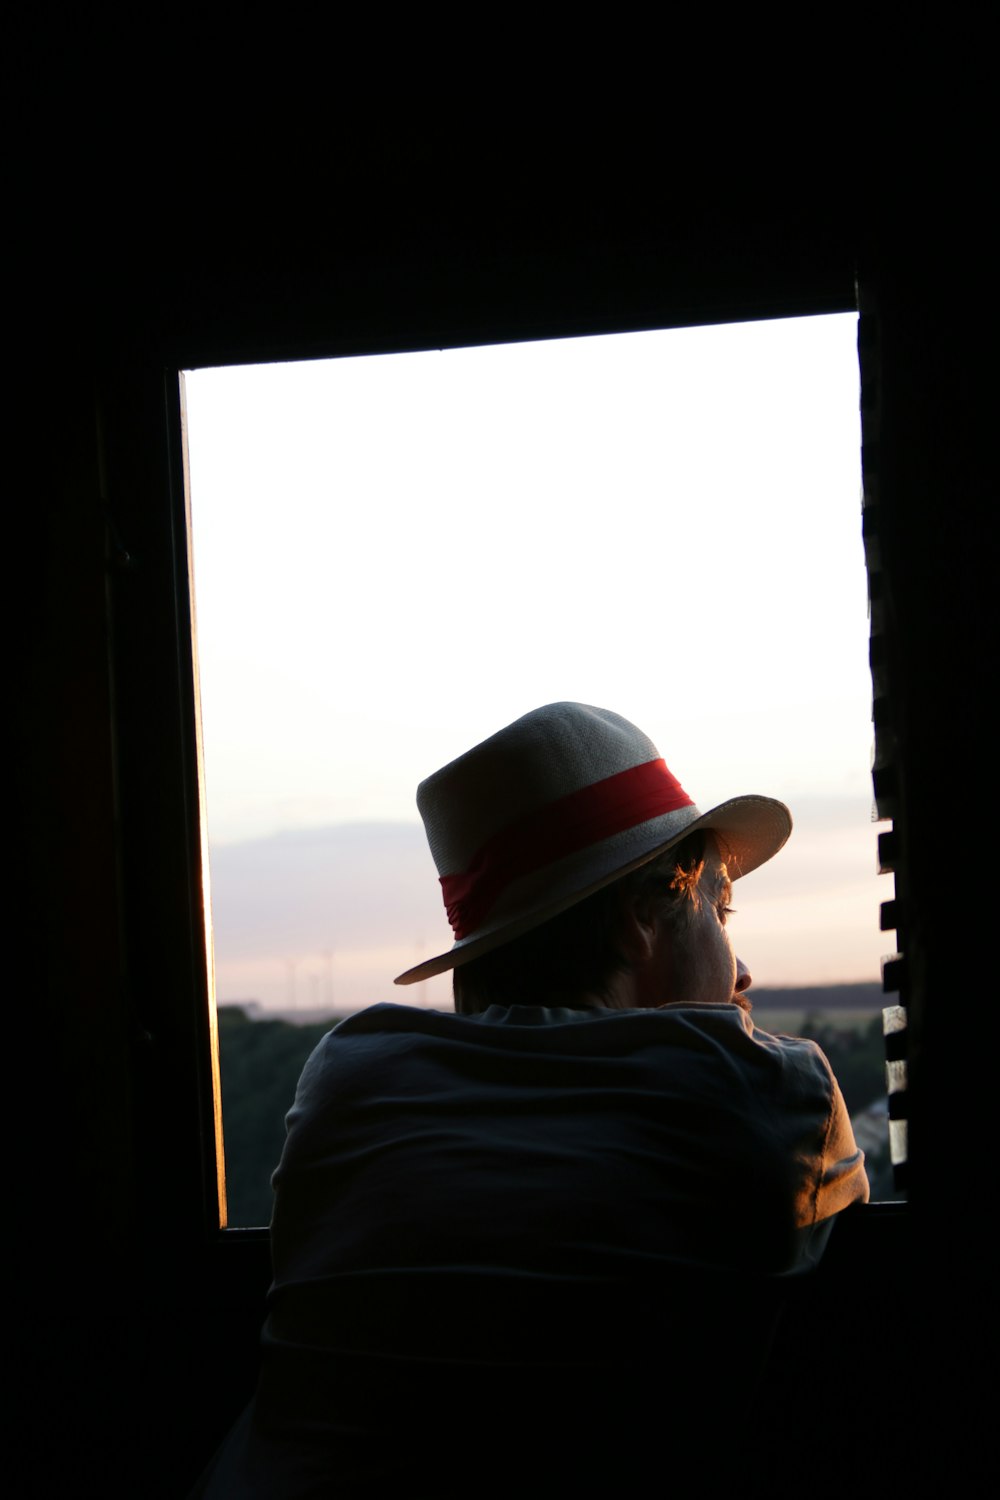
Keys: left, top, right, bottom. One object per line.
{"left": 200, "top": 703, "right": 868, "bottom": 1497}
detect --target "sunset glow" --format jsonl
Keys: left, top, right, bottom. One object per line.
{"left": 184, "top": 313, "right": 883, "bottom": 1013}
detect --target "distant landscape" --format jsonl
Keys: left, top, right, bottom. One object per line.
{"left": 218, "top": 982, "right": 896, "bottom": 1227}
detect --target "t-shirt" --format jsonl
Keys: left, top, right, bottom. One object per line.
{"left": 198, "top": 1002, "right": 869, "bottom": 1497}
{"left": 268, "top": 1001, "right": 868, "bottom": 1351}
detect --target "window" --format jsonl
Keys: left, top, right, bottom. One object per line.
{"left": 182, "top": 312, "right": 894, "bottom": 1224}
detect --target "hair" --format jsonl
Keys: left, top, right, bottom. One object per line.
{"left": 452, "top": 829, "right": 708, "bottom": 1015}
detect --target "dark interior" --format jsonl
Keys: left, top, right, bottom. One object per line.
{"left": 28, "top": 96, "right": 986, "bottom": 1495}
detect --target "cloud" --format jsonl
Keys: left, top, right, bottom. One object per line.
{"left": 209, "top": 821, "right": 448, "bottom": 959}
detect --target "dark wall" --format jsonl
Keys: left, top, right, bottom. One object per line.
{"left": 28, "top": 114, "right": 988, "bottom": 1493}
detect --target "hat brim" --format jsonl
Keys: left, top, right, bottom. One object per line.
{"left": 394, "top": 793, "right": 791, "bottom": 986}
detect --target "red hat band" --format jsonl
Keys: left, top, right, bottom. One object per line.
{"left": 440, "top": 757, "right": 693, "bottom": 941}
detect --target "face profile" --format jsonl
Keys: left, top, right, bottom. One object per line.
{"left": 646, "top": 840, "right": 744, "bottom": 1010}
{"left": 616, "top": 835, "right": 748, "bottom": 1012}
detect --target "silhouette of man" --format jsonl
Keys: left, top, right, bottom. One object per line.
{"left": 198, "top": 703, "right": 869, "bottom": 1497}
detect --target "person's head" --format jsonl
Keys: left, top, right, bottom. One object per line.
{"left": 451, "top": 828, "right": 752, "bottom": 1014}
{"left": 394, "top": 702, "right": 790, "bottom": 1004}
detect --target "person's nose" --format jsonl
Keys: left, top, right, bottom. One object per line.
{"left": 734, "top": 957, "right": 752, "bottom": 993}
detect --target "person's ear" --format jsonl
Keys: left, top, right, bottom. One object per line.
{"left": 615, "top": 887, "right": 659, "bottom": 967}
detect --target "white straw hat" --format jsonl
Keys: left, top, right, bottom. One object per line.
{"left": 395, "top": 702, "right": 791, "bottom": 985}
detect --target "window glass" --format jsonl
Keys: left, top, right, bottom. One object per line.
{"left": 184, "top": 313, "right": 894, "bottom": 1223}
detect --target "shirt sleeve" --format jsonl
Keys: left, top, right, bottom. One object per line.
{"left": 810, "top": 1068, "right": 870, "bottom": 1223}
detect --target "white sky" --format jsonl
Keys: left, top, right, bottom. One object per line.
{"left": 183, "top": 313, "right": 892, "bottom": 1011}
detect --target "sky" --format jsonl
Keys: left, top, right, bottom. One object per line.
{"left": 183, "top": 312, "right": 892, "bottom": 1014}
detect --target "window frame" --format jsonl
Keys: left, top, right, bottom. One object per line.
{"left": 104, "top": 256, "right": 909, "bottom": 1264}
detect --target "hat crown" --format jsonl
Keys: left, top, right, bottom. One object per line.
{"left": 417, "top": 703, "right": 660, "bottom": 878}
